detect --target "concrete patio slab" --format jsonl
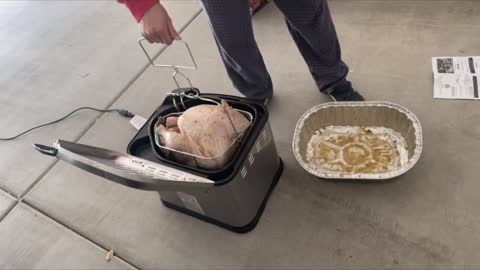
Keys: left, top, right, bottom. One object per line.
{"left": 0, "top": 189, "right": 15, "bottom": 219}
{"left": 0, "top": 203, "right": 134, "bottom": 269}
{"left": 0, "top": 1, "right": 201, "bottom": 197}
{"left": 24, "top": 1, "right": 480, "bottom": 269}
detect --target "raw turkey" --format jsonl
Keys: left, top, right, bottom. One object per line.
{"left": 156, "top": 100, "right": 250, "bottom": 169}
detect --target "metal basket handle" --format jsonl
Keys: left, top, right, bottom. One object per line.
{"left": 138, "top": 39, "right": 198, "bottom": 89}
{"left": 140, "top": 40, "right": 241, "bottom": 141}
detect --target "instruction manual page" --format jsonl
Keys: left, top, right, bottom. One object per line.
{"left": 432, "top": 56, "right": 479, "bottom": 100}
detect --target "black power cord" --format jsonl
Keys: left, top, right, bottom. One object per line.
{"left": 0, "top": 107, "right": 134, "bottom": 141}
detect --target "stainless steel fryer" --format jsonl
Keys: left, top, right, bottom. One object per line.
{"left": 34, "top": 92, "right": 283, "bottom": 233}
{"left": 33, "top": 40, "right": 283, "bottom": 233}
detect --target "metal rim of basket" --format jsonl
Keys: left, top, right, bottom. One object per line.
{"left": 292, "top": 101, "right": 423, "bottom": 180}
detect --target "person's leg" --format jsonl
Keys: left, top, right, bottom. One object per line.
{"left": 200, "top": 0, "right": 273, "bottom": 101}
{"left": 273, "top": 0, "right": 363, "bottom": 100}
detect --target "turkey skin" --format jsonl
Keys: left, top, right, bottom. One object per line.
{"left": 156, "top": 100, "right": 250, "bottom": 169}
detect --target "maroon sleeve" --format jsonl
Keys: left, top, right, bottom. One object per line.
{"left": 118, "top": 0, "right": 158, "bottom": 22}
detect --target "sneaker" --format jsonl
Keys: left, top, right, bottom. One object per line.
{"left": 328, "top": 81, "right": 365, "bottom": 102}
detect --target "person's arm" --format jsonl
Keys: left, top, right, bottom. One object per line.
{"left": 118, "top": 0, "right": 180, "bottom": 45}
{"left": 117, "top": 0, "right": 157, "bottom": 22}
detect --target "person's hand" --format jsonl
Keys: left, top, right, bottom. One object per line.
{"left": 139, "top": 2, "right": 180, "bottom": 45}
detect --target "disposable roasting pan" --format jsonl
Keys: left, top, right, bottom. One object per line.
{"left": 293, "top": 102, "right": 423, "bottom": 180}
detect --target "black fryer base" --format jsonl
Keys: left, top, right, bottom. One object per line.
{"left": 161, "top": 159, "right": 283, "bottom": 234}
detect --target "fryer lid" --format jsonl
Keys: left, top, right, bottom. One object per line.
{"left": 34, "top": 140, "right": 215, "bottom": 191}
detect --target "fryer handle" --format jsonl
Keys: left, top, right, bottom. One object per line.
{"left": 33, "top": 144, "right": 58, "bottom": 157}
{"left": 138, "top": 39, "right": 197, "bottom": 90}
{"left": 33, "top": 140, "right": 214, "bottom": 192}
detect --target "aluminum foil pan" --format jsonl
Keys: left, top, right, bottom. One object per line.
{"left": 154, "top": 110, "right": 253, "bottom": 170}
{"left": 292, "top": 102, "right": 423, "bottom": 180}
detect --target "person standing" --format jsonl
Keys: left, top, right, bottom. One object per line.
{"left": 118, "top": 0, "right": 365, "bottom": 103}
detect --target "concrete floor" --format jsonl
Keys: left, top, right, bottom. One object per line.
{"left": 0, "top": 0, "right": 479, "bottom": 269}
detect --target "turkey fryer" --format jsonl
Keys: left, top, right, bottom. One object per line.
{"left": 33, "top": 40, "right": 284, "bottom": 233}
{"left": 34, "top": 91, "right": 283, "bottom": 233}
